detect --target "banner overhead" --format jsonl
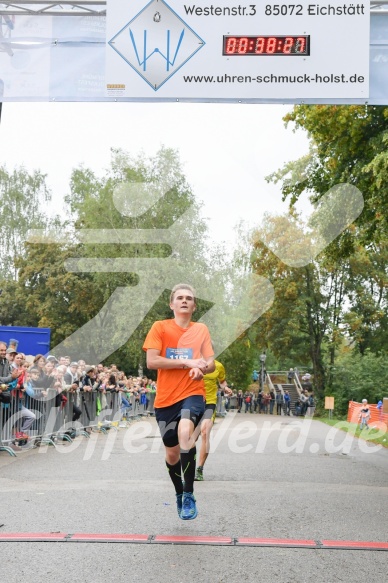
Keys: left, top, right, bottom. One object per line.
{"left": 2, "top": 3, "right": 388, "bottom": 103}
{"left": 106, "top": 0, "right": 370, "bottom": 99}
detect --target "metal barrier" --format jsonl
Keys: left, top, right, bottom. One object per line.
{"left": 147, "top": 392, "right": 156, "bottom": 415}
{"left": 228, "top": 396, "right": 237, "bottom": 410}
{"left": 0, "top": 387, "right": 124, "bottom": 454}
{"left": 216, "top": 393, "right": 226, "bottom": 417}
{"left": 0, "top": 385, "right": 160, "bottom": 457}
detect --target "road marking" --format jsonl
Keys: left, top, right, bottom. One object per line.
{"left": 0, "top": 533, "right": 387, "bottom": 550}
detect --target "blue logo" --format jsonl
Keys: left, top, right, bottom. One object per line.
{"left": 108, "top": 0, "right": 205, "bottom": 91}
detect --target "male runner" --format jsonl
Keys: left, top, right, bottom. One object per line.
{"left": 195, "top": 359, "right": 232, "bottom": 481}
{"left": 143, "top": 284, "right": 215, "bottom": 520}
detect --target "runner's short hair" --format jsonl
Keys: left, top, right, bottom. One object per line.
{"left": 170, "top": 283, "right": 196, "bottom": 303}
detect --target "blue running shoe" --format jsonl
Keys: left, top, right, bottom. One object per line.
{"left": 180, "top": 492, "right": 198, "bottom": 520}
{"left": 176, "top": 493, "right": 183, "bottom": 517}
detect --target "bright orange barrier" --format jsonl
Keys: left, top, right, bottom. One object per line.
{"left": 347, "top": 401, "right": 388, "bottom": 426}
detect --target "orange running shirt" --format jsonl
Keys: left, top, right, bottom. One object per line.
{"left": 143, "top": 319, "right": 213, "bottom": 408}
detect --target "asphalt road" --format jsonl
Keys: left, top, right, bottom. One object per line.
{"left": 0, "top": 412, "right": 387, "bottom": 583}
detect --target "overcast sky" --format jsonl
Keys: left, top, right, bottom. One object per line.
{"left": 0, "top": 101, "right": 310, "bottom": 248}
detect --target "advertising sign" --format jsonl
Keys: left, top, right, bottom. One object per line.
{"left": 106, "top": 0, "right": 370, "bottom": 99}
{"left": 325, "top": 396, "right": 334, "bottom": 410}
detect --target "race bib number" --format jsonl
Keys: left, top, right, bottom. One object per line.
{"left": 166, "top": 348, "right": 193, "bottom": 360}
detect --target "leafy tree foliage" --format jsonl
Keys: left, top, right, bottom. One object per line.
{"left": 263, "top": 105, "right": 388, "bottom": 402}
{"left": 0, "top": 165, "right": 51, "bottom": 279}
{"left": 1, "top": 148, "right": 257, "bottom": 385}
{"left": 328, "top": 349, "right": 388, "bottom": 415}
{"left": 250, "top": 213, "right": 351, "bottom": 397}
{"left": 268, "top": 105, "right": 388, "bottom": 249}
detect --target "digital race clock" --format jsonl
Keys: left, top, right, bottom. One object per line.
{"left": 223, "top": 35, "right": 310, "bottom": 56}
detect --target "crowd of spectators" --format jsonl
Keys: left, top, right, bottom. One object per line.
{"left": 1, "top": 342, "right": 318, "bottom": 444}
{"left": 232, "top": 387, "right": 315, "bottom": 417}
{"left": 239, "top": 389, "right": 284, "bottom": 415}
{"left": 0, "top": 340, "right": 156, "bottom": 443}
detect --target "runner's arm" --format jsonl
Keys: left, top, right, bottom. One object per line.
{"left": 146, "top": 348, "right": 209, "bottom": 372}
{"left": 219, "top": 380, "right": 233, "bottom": 396}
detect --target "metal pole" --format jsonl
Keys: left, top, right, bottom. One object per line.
{"left": 261, "top": 360, "right": 264, "bottom": 390}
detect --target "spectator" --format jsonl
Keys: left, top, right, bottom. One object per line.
{"left": 306, "top": 393, "right": 316, "bottom": 417}
{"left": 225, "top": 392, "right": 231, "bottom": 412}
{"left": 46, "top": 355, "right": 59, "bottom": 367}
{"left": 300, "top": 390, "right": 309, "bottom": 416}
{"left": 0, "top": 341, "right": 22, "bottom": 387}
{"left": 64, "top": 362, "right": 79, "bottom": 386}
{"left": 262, "top": 392, "right": 271, "bottom": 414}
{"left": 33, "top": 354, "right": 47, "bottom": 384}
{"left": 5, "top": 347, "right": 17, "bottom": 364}
{"left": 294, "top": 397, "right": 302, "bottom": 416}
{"left": 275, "top": 389, "right": 283, "bottom": 415}
{"left": 377, "top": 399, "right": 383, "bottom": 421}
{"left": 9, "top": 377, "right": 37, "bottom": 440}
{"left": 11, "top": 352, "right": 24, "bottom": 370}
{"left": 54, "top": 365, "right": 68, "bottom": 390}
{"left": 26, "top": 367, "right": 44, "bottom": 391}
{"left": 42, "top": 360, "right": 56, "bottom": 389}
{"left": 82, "top": 366, "right": 97, "bottom": 392}
{"left": 105, "top": 373, "right": 118, "bottom": 392}
{"left": 257, "top": 389, "right": 265, "bottom": 413}
{"left": 62, "top": 363, "right": 82, "bottom": 426}
{"left": 358, "top": 399, "right": 370, "bottom": 430}
{"left": 244, "top": 392, "right": 252, "bottom": 413}
{"left": 24, "top": 368, "right": 48, "bottom": 409}
{"left": 116, "top": 382, "right": 131, "bottom": 419}
{"left": 287, "top": 368, "right": 295, "bottom": 384}
{"left": 22, "top": 359, "right": 31, "bottom": 374}
{"left": 11, "top": 353, "right": 27, "bottom": 395}
{"left": 237, "top": 390, "right": 243, "bottom": 413}
{"left": 269, "top": 389, "right": 275, "bottom": 415}
{"left": 253, "top": 392, "right": 259, "bottom": 413}
{"left": 52, "top": 381, "right": 68, "bottom": 414}
{"left": 283, "top": 390, "right": 291, "bottom": 416}
{"left": 78, "top": 360, "right": 86, "bottom": 376}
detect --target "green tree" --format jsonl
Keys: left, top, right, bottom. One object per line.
{"left": 268, "top": 105, "right": 388, "bottom": 249}
{"left": 61, "top": 146, "right": 213, "bottom": 369}
{"left": 11, "top": 241, "right": 97, "bottom": 348}
{"left": 328, "top": 349, "right": 388, "bottom": 415}
{"left": 250, "top": 213, "right": 350, "bottom": 397}
{"left": 343, "top": 239, "right": 388, "bottom": 355}
{"left": 1, "top": 147, "right": 259, "bottom": 378}
{"left": 263, "top": 105, "right": 388, "bottom": 399}
{"left": 0, "top": 166, "right": 51, "bottom": 280}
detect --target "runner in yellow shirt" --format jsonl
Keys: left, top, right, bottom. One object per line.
{"left": 195, "top": 359, "right": 232, "bottom": 481}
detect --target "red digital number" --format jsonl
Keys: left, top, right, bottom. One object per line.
{"left": 238, "top": 37, "right": 248, "bottom": 54}
{"left": 255, "top": 37, "right": 265, "bottom": 54}
{"left": 283, "top": 37, "right": 294, "bottom": 54}
{"left": 295, "top": 37, "right": 306, "bottom": 54}
{"left": 225, "top": 37, "right": 237, "bottom": 54}
{"left": 266, "top": 37, "right": 276, "bottom": 54}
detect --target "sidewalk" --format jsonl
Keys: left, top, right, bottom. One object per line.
{"left": 0, "top": 413, "right": 387, "bottom": 582}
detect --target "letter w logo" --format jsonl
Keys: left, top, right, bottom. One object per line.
{"left": 129, "top": 27, "right": 185, "bottom": 72}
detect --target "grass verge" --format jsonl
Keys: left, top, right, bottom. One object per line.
{"left": 319, "top": 417, "right": 388, "bottom": 448}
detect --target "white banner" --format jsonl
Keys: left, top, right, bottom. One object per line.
{"left": 105, "top": 0, "right": 370, "bottom": 99}
{"left": 0, "top": 14, "right": 52, "bottom": 99}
